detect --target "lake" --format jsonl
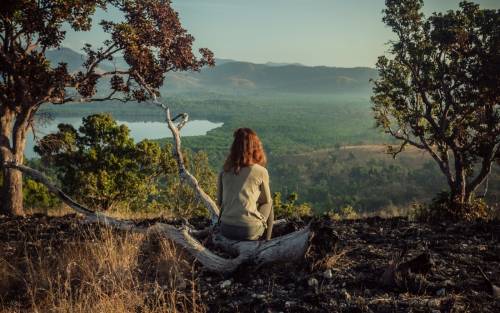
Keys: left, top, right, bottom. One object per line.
{"left": 25, "top": 116, "right": 223, "bottom": 159}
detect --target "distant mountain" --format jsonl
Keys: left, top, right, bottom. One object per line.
{"left": 46, "top": 47, "right": 86, "bottom": 72}
{"left": 46, "top": 47, "right": 128, "bottom": 72}
{"left": 265, "top": 61, "right": 304, "bottom": 67}
{"left": 215, "top": 58, "right": 238, "bottom": 65}
{"left": 46, "top": 47, "right": 377, "bottom": 95}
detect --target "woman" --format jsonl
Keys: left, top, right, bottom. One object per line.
{"left": 217, "top": 128, "right": 274, "bottom": 241}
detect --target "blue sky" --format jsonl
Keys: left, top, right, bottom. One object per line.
{"left": 62, "top": 0, "right": 500, "bottom": 67}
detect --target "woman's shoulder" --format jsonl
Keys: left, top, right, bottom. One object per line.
{"left": 221, "top": 164, "right": 268, "bottom": 177}
{"left": 249, "top": 164, "right": 269, "bottom": 176}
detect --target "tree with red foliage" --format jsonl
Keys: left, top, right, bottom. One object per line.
{"left": 0, "top": 0, "right": 214, "bottom": 216}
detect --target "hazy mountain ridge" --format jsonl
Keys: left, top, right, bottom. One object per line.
{"left": 47, "top": 47, "right": 377, "bottom": 94}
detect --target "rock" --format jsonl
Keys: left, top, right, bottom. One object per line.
{"left": 308, "top": 277, "right": 319, "bottom": 288}
{"left": 285, "top": 301, "right": 296, "bottom": 308}
{"left": 220, "top": 280, "right": 232, "bottom": 289}
{"left": 176, "top": 279, "right": 187, "bottom": 290}
{"left": 427, "top": 299, "right": 441, "bottom": 308}
{"left": 340, "top": 288, "right": 351, "bottom": 302}
{"left": 323, "top": 269, "right": 333, "bottom": 279}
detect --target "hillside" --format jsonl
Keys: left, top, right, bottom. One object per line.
{"left": 271, "top": 144, "right": 500, "bottom": 213}
{"left": 46, "top": 47, "right": 377, "bottom": 95}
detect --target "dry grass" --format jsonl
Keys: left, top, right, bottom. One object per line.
{"left": 0, "top": 221, "right": 205, "bottom": 313}
{"left": 25, "top": 205, "right": 178, "bottom": 220}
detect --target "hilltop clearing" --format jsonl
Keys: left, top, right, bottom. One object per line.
{"left": 1, "top": 215, "right": 498, "bottom": 312}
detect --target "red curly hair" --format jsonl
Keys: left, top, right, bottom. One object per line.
{"left": 223, "top": 128, "right": 267, "bottom": 174}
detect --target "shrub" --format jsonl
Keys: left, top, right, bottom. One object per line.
{"left": 272, "top": 192, "right": 312, "bottom": 219}
{"left": 326, "top": 205, "right": 359, "bottom": 220}
{"left": 411, "top": 191, "right": 494, "bottom": 222}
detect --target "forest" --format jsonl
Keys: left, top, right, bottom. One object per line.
{"left": 38, "top": 92, "right": 500, "bottom": 216}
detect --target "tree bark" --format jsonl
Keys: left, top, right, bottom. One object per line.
{"left": 1, "top": 163, "right": 24, "bottom": 216}
{"left": 0, "top": 107, "right": 25, "bottom": 216}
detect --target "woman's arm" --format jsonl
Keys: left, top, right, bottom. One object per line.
{"left": 257, "top": 170, "right": 274, "bottom": 240}
{"left": 216, "top": 171, "right": 223, "bottom": 209}
{"left": 257, "top": 170, "right": 271, "bottom": 209}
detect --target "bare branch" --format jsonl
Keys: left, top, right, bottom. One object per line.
{"left": 85, "top": 45, "right": 121, "bottom": 75}
{"left": 467, "top": 142, "right": 500, "bottom": 195}
{"left": 418, "top": 134, "right": 454, "bottom": 186}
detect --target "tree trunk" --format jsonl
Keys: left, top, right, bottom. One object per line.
{"left": 448, "top": 152, "right": 469, "bottom": 215}
{"left": 1, "top": 164, "right": 24, "bottom": 216}
{"left": 0, "top": 144, "right": 25, "bottom": 216}
{"left": 0, "top": 107, "right": 25, "bottom": 216}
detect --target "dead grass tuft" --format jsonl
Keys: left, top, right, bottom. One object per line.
{"left": 0, "top": 222, "right": 205, "bottom": 313}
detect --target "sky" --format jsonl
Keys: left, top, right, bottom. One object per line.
{"left": 62, "top": 0, "right": 500, "bottom": 68}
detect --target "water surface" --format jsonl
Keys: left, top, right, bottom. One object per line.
{"left": 26, "top": 116, "right": 223, "bottom": 159}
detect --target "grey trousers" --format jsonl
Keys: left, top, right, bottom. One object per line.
{"left": 220, "top": 204, "right": 274, "bottom": 241}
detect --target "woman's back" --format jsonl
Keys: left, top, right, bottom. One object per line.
{"left": 217, "top": 127, "right": 273, "bottom": 240}
{"left": 218, "top": 164, "right": 270, "bottom": 228}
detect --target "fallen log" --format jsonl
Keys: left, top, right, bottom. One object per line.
{"left": 5, "top": 162, "right": 318, "bottom": 273}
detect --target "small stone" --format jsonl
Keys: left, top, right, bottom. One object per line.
{"left": 436, "top": 288, "right": 446, "bottom": 296}
{"left": 355, "top": 296, "right": 366, "bottom": 305}
{"left": 428, "top": 299, "right": 441, "bottom": 308}
{"left": 285, "top": 301, "right": 296, "bottom": 308}
{"left": 323, "top": 269, "right": 333, "bottom": 279}
{"left": 308, "top": 277, "right": 319, "bottom": 287}
{"left": 340, "top": 288, "right": 351, "bottom": 301}
{"left": 176, "top": 279, "right": 187, "bottom": 290}
{"left": 220, "top": 280, "right": 232, "bottom": 289}
{"left": 255, "top": 294, "right": 266, "bottom": 299}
